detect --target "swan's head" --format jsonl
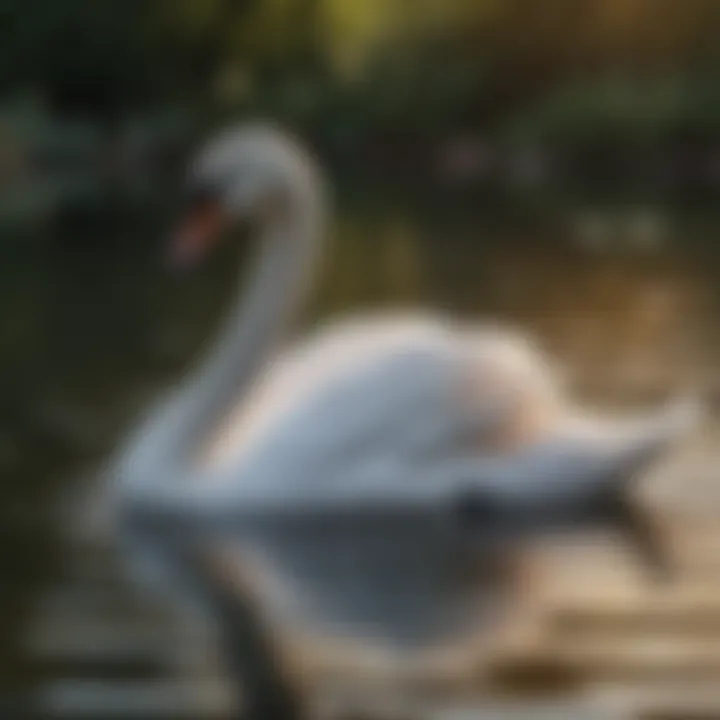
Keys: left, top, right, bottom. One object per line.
{"left": 168, "top": 122, "right": 323, "bottom": 268}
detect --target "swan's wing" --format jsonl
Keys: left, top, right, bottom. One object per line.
{"left": 201, "top": 314, "right": 461, "bottom": 470}
{"left": 201, "top": 316, "right": 539, "bottom": 475}
{"left": 127, "top": 323, "right": 559, "bottom": 525}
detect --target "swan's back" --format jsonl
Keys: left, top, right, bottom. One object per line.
{"left": 202, "top": 313, "right": 463, "bottom": 470}
{"left": 201, "top": 313, "right": 566, "bottom": 489}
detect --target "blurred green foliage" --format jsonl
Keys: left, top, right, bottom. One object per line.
{"left": 2, "top": 0, "right": 720, "bottom": 227}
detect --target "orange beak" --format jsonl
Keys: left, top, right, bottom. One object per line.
{"left": 166, "top": 201, "right": 225, "bottom": 270}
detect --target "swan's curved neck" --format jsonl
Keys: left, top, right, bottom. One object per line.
{"left": 130, "top": 179, "right": 324, "bottom": 478}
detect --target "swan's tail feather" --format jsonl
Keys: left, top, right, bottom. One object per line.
{"left": 594, "top": 393, "right": 704, "bottom": 580}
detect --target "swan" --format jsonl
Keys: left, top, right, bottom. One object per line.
{"left": 100, "top": 122, "right": 701, "bottom": 714}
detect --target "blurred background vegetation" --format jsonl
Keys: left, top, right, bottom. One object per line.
{"left": 4, "top": 0, "right": 720, "bottom": 227}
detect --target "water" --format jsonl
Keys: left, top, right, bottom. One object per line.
{"left": 2, "top": 190, "right": 720, "bottom": 701}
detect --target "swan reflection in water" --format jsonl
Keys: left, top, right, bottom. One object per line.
{"left": 94, "top": 123, "right": 702, "bottom": 718}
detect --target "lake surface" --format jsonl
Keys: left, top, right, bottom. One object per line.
{"left": 2, "top": 190, "right": 720, "bottom": 699}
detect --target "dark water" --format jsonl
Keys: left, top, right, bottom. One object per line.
{"left": 2, "top": 192, "right": 720, "bottom": 695}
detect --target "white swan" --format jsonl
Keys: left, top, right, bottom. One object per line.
{"left": 101, "top": 122, "right": 700, "bottom": 710}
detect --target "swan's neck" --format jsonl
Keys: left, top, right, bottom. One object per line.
{"left": 129, "top": 183, "right": 323, "bottom": 479}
